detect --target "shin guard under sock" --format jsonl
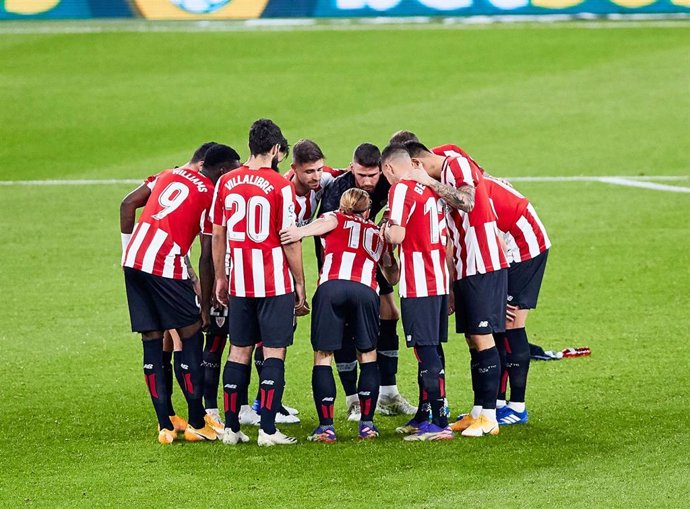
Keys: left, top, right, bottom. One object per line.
{"left": 377, "top": 319, "right": 399, "bottom": 387}
{"left": 180, "top": 330, "right": 206, "bottom": 429}
{"left": 312, "top": 365, "right": 336, "bottom": 426}
{"left": 505, "top": 328, "right": 531, "bottom": 403}
{"left": 202, "top": 333, "right": 227, "bottom": 409}
{"left": 358, "top": 361, "right": 380, "bottom": 422}
{"left": 476, "top": 346, "right": 500, "bottom": 411}
{"left": 143, "top": 338, "right": 173, "bottom": 431}
{"left": 259, "top": 358, "right": 285, "bottom": 435}
{"left": 162, "top": 349, "right": 175, "bottom": 416}
{"left": 222, "top": 361, "right": 250, "bottom": 432}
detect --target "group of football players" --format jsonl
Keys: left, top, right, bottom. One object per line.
{"left": 120, "top": 118, "right": 550, "bottom": 445}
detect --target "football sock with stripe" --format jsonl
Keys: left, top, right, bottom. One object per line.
{"left": 437, "top": 343, "right": 446, "bottom": 407}
{"left": 162, "top": 349, "right": 175, "bottom": 416}
{"left": 415, "top": 345, "right": 447, "bottom": 428}
{"left": 469, "top": 347, "right": 482, "bottom": 410}
{"left": 222, "top": 361, "right": 250, "bottom": 432}
{"left": 377, "top": 319, "right": 399, "bottom": 387}
{"left": 202, "top": 333, "right": 227, "bottom": 409}
{"left": 476, "top": 346, "right": 500, "bottom": 413}
{"left": 259, "top": 357, "right": 285, "bottom": 435}
{"left": 505, "top": 327, "right": 531, "bottom": 404}
{"left": 253, "top": 343, "right": 264, "bottom": 406}
{"left": 358, "top": 361, "right": 380, "bottom": 422}
{"left": 142, "top": 337, "right": 173, "bottom": 431}
{"left": 494, "top": 333, "right": 508, "bottom": 404}
{"left": 180, "top": 330, "right": 206, "bottom": 429}
{"left": 413, "top": 361, "right": 429, "bottom": 423}
{"left": 334, "top": 343, "right": 359, "bottom": 397}
{"left": 312, "top": 365, "right": 336, "bottom": 426}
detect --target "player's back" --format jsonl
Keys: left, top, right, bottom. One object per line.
{"left": 319, "top": 211, "right": 385, "bottom": 291}
{"left": 484, "top": 176, "right": 529, "bottom": 233}
{"left": 442, "top": 155, "right": 508, "bottom": 277}
{"left": 388, "top": 179, "right": 448, "bottom": 298}
{"left": 213, "top": 165, "right": 296, "bottom": 298}
{"left": 123, "top": 168, "right": 213, "bottom": 279}
{"left": 433, "top": 144, "right": 487, "bottom": 175}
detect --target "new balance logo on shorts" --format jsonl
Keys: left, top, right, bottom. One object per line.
{"left": 143, "top": 363, "right": 153, "bottom": 369}
{"left": 478, "top": 321, "right": 488, "bottom": 328}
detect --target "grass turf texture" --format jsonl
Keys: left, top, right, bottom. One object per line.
{"left": 1, "top": 22, "right": 689, "bottom": 508}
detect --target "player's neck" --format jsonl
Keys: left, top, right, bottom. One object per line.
{"left": 292, "top": 177, "right": 310, "bottom": 196}
{"left": 426, "top": 156, "right": 443, "bottom": 179}
{"left": 246, "top": 154, "right": 273, "bottom": 170}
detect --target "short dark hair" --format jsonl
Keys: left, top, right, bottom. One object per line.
{"left": 248, "top": 119, "right": 284, "bottom": 156}
{"left": 389, "top": 130, "right": 419, "bottom": 145}
{"left": 353, "top": 143, "right": 381, "bottom": 168}
{"left": 203, "top": 144, "right": 241, "bottom": 168}
{"left": 380, "top": 143, "right": 410, "bottom": 165}
{"left": 190, "top": 141, "right": 217, "bottom": 163}
{"left": 404, "top": 141, "right": 432, "bottom": 158}
{"left": 293, "top": 139, "right": 325, "bottom": 166}
{"left": 279, "top": 136, "right": 290, "bottom": 159}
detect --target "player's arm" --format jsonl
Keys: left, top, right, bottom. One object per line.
{"left": 280, "top": 184, "right": 308, "bottom": 315}
{"left": 212, "top": 224, "right": 228, "bottom": 307}
{"left": 445, "top": 243, "right": 456, "bottom": 315}
{"left": 379, "top": 245, "right": 400, "bottom": 286}
{"left": 280, "top": 214, "right": 338, "bottom": 245}
{"left": 119, "top": 184, "right": 151, "bottom": 249}
{"left": 184, "top": 254, "right": 201, "bottom": 297}
{"left": 381, "top": 222, "right": 406, "bottom": 245}
{"left": 408, "top": 165, "right": 474, "bottom": 212}
{"left": 197, "top": 235, "right": 213, "bottom": 329}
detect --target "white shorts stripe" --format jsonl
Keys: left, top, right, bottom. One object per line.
{"left": 141, "top": 229, "right": 168, "bottom": 274}
{"left": 252, "top": 249, "right": 266, "bottom": 298}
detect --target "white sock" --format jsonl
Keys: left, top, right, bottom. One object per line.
{"left": 496, "top": 399, "right": 507, "bottom": 408}
{"left": 470, "top": 405, "right": 482, "bottom": 419}
{"left": 481, "top": 408, "right": 497, "bottom": 422}
{"left": 346, "top": 394, "right": 359, "bottom": 407}
{"left": 507, "top": 401, "right": 526, "bottom": 413}
{"left": 379, "top": 385, "right": 398, "bottom": 398}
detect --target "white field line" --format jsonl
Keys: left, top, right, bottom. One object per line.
{"left": 1, "top": 175, "right": 688, "bottom": 192}
{"left": 0, "top": 15, "right": 688, "bottom": 35}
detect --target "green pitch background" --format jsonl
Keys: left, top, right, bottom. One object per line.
{"left": 1, "top": 21, "right": 689, "bottom": 508}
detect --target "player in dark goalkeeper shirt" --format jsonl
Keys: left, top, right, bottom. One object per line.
{"left": 317, "top": 143, "right": 416, "bottom": 419}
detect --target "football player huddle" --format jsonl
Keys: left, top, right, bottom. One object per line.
{"left": 120, "top": 119, "right": 550, "bottom": 445}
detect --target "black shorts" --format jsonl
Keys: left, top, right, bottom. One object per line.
{"left": 454, "top": 269, "right": 508, "bottom": 335}
{"left": 311, "top": 280, "right": 380, "bottom": 353}
{"left": 400, "top": 295, "right": 448, "bottom": 348}
{"left": 376, "top": 266, "right": 394, "bottom": 296}
{"left": 508, "top": 249, "right": 548, "bottom": 309}
{"left": 228, "top": 293, "right": 295, "bottom": 348}
{"left": 124, "top": 267, "right": 200, "bottom": 333}
{"left": 207, "top": 305, "right": 229, "bottom": 336}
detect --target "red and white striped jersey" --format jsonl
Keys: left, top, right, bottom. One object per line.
{"left": 284, "top": 166, "right": 345, "bottom": 226}
{"left": 318, "top": 211, "right": 387, "bottom": 292}
{"left": 388, "top": 180, "right": 449, "bottom": 298}
{"left": 433, "top": 144, "right": 487, "bottom": 175}
{"left": 442, "top": 155, "right": 509, "bottom": 279}
{"left": 123, "top": 168, "right": 214, "bottom": 279}
{"left": 484, "top": 176, "right": 551, "bottom": 264}
{"left": 211, "top": 166, "right": 297, "bottom": 298}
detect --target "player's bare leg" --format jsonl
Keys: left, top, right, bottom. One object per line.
{"left": 376, "top": 294, "right": 415, "bottom": 416}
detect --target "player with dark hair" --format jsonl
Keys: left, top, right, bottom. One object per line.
{"left": 121, "top": 145, "right": 237, "bottom": 444}
{"left": 405, "top": 141, "right": 508, "bottom": 438}
{"left": 281, "top": 188, "right": 399, "bottom": 441}
{"left": 212, "top": 119, "right": 306, "bottom": 446}
{"left": 318, "top": 143, "right": 416, "bottom": 420}
{"left": 120, "top": 142, "right": 241, "bottom": 438}
{"left": 379, "top": 145, "right": 453, "bottom": 441}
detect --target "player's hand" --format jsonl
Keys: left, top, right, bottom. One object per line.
{"left": 296, "top": 300, "right": 310, "bottom": 317}
{"left": 506, "top": 304, "right": 518, "bottom": 322}
{"left": 294, "top": 283, "right": 308, "bottom": 315}
{"left": 280, "top": 225, "right": 302, "bottom": 245}
{"left": 379, "top": 221, "right": 389, "bottom": 241}
{"left": 408, "top": 164, "right": 433, "bottom": 186}
{"left": 214, "top": 277, "right": 229, "bottom": 308}
{"left": 192, "top": 278, "right": 202, "bottom": 299}
{"left": 201, "top": 309, "right": 210, "bottom": 331}
{"left": 447, "top": 290, "right": 455, "bottom": 316}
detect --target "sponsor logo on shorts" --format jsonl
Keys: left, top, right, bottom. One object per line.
{"left": 478, "top": 321, "right": 488, "bottom": 328}
{"left": 406, "top": 335, "right": 413, "bottom": 344}
{"left": 181, "top": 363, "right": 188, "bottom": 370}
{"left": 143, "top": 363, "right": 153, "bottom": 369}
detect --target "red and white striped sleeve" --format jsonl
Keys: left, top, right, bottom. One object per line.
{"left": 388, "top": 182, "right": 414, "bottom": 228}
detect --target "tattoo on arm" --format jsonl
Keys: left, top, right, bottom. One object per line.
{"left": 427, "top": 181, "right": 475, "bottom": 212}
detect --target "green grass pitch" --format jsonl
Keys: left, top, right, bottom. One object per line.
{"left": 0, "top": 20, "right": 689, "bottom": 508}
